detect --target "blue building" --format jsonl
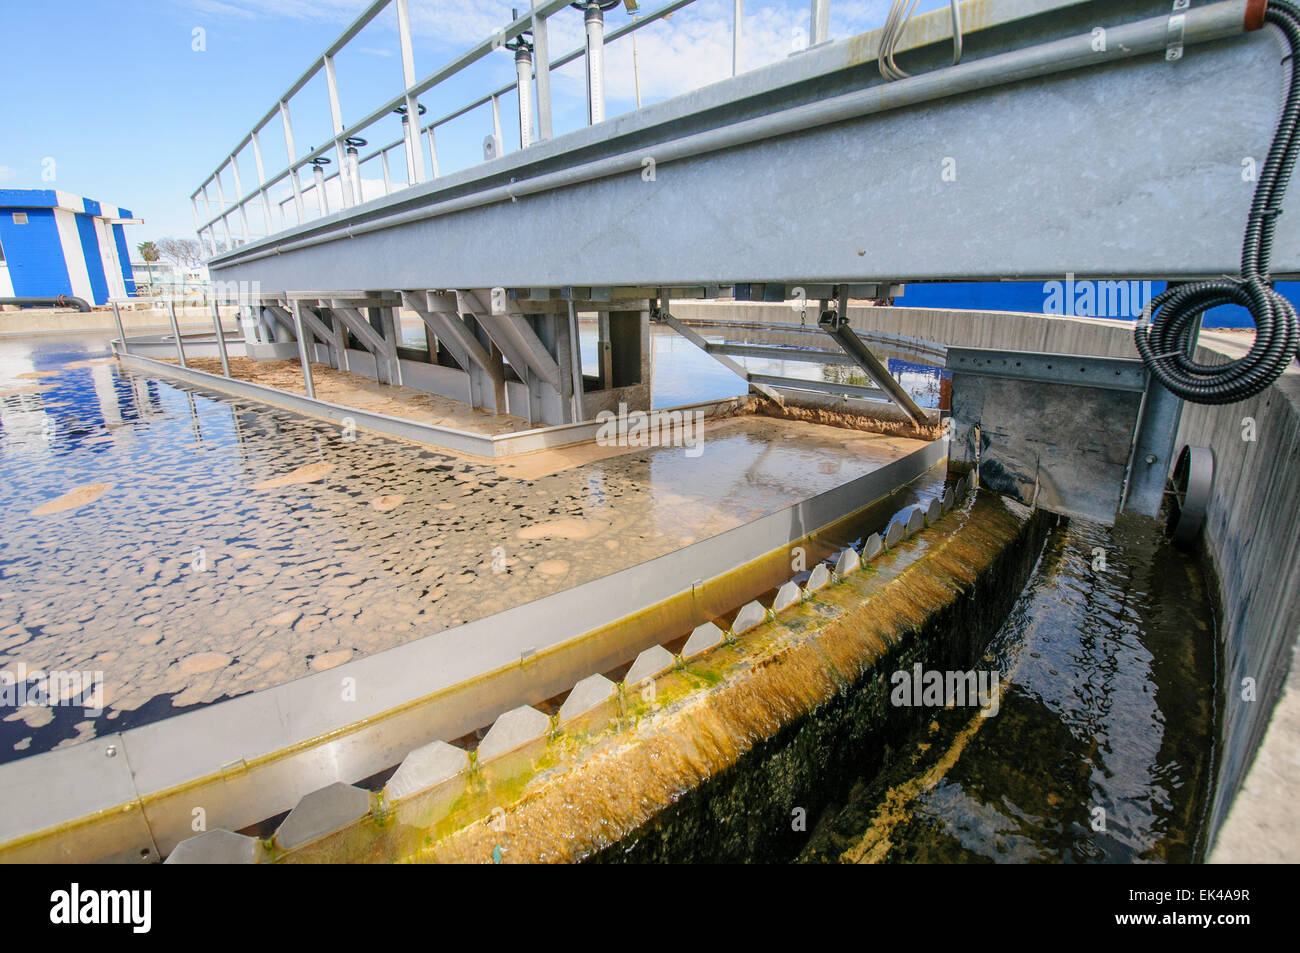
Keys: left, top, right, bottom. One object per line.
{"left": 0, "top": 189, "right": 141, "bottom": 305}
{"left": 895, "top": 279, "right": 1300, "bottom": 329}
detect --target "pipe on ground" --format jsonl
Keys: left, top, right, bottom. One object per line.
{"left": 0, "top": 296, "right": 93, "bottom": 313}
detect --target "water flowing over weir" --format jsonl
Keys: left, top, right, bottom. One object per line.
{"left": 254, "top": 490, "right": 1049, "bottom": 864}
{"left": 801, "top": 518, "right": 1217, "bottom": 864}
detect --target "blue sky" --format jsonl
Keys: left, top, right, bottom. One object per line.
{"left": 0, "top": 0, "right": 941, "bottom": 249}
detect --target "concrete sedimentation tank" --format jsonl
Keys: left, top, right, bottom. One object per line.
{"left": 2, "top": 0, "right": 1298, "bottom": 867}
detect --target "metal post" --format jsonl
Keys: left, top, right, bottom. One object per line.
{"left": 733, "top": 0, "right": 743, "bottom": 76}
{"left": 533, "top": 2, "right": 554, "bottom": 140}
{"left": 189, "top": 196, "right": 202, "bottom": 247}
{"left": 324, "top": 53, "right": 354, "bottom": 208}
{"left": 210, "top": 301, "right": 232, "bottom": 378}
{"left": 380, "top": 149, "right": 393, "bottom": 194}
{"left": 290, "top": 302, "right": 316, "bottom": 398}
{"left": 213, "top": 174, "right": 234, "bottom": 251}
{"left": 492, "top": 95, "right": 504, "bottom": 153}
{"left": 427, "top": 127, "right": 440, "bottom": 177}
{"left": 597, "top": 312, "right": 613, "bottom": 388}
{"left": 251, "top": 129, "right": 274, "bottom": 233}
{"left": 583, "top": 2, "right": 607, "bottom": 125}
{"left": 167, "top": 300, "right": 187, "bottom": 368}
{"left": 279, "top": 101, "right": 306, "bottom": 222}
{"left": 810, "top": 0, "right": 829, "bottom": 46}
{"left": 228, "top": 158, "right": 251, "bottom": 244}
{"left": 396, "top": 0, "right": 427, "bottom": 183}
{"left": 567, "top": 301, "right": 584, "bottom": 422}
{"left": 111, "top": 301, "right": 127, "bottom": 351}
{"left": 199, "top": 183, "right": 214, "bottom": 230}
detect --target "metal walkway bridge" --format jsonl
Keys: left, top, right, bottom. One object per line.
{"left": 197, "top": 0, "right": 1297, "bottom": 293}
{"left": 185, "top": 0, "right": 1300, "bottom": 443}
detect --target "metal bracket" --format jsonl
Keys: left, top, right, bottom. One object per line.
{"left": 946, "top": 347, "right": 1182, "bottom": 523}
{"left": 1167, "top": 1, "right": 1191, "bottom": 62}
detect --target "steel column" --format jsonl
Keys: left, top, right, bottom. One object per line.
{"left": 396, "top": 0, "right": 427, "bottom": 183}
{"left": 279, "top": 101, "right": 306, "bottom": 222}
{"left": 290, "top": 301, "right": 317, "bottom": 398}
{"left": 567, "top": 301, "right": 585, "bottom": 421}
{"left": 733, "top": 0, "right": 743, "bottom": 75}
{"left": 809, "top": 0, "right": 829, "bottom": 45}
{"left": 324, "top": 53, "right": 354, "bottom": 209}
{"left": 533, "top": 2, "right": 554, "bottom": 139}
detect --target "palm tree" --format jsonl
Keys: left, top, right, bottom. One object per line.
{"left": 137, "top": 241, "right": 160, "bottom": 296}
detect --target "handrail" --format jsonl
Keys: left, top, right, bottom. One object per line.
{"left": 191, "top": 0, "right": 821, "bottom": 256}
{"left": 191, "top": 0, "right": 573, "bottom": 248}
{"left": 410, "top": 0, "right": 698, "bottom": 156}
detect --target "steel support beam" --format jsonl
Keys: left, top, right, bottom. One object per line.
{"left": 566, "top": 301, "right": 585, "bottom": 421}
{"left": 401, "top": 291, "right": 507, "bottom": 412}
{"left": 657, "top": 307, "right": 783, "bottom": 404}
{"left": 328, "top": 302, "right": 399, "bottom": 384}
{"left": 748, "top": 373, "right": 886, "bottom": 402}
{"left": 707, "top": 341, "right": 855, "bottom": 365}
{"left": 459, "top": 291, "right": 564, "bottom": 392}
{"left": 289, "top": 301, "right": 317, "bottom": 398}
{"left": 263, "top": 304, "right": 299, "bottom": 343}
{"left": 821, "top": 293, "right": 926, "bottom": 426}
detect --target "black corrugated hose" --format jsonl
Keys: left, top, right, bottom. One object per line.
{"left": 1134, "top": 0, "right": 1300, "bottom": 404}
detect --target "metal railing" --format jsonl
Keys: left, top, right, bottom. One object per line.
{"left": 191, "top": 1, "right": 840, "bottom": 258}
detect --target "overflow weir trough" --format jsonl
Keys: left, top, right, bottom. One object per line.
{"left": 2, "top": 0, "right": 1299, "bottom": 863}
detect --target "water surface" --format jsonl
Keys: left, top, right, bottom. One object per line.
{"left": 0, "top": 333, "right": 921, "bottom": 762}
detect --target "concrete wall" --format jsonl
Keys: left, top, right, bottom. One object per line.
{"left": 671, "top": 300, "right": 1299, "bottom": 861}
{"left": 1178, "top": 336, "right": 1300, "bottom": 862}
{"left": 0, "top": 304, "right": 239, "bottom": 337}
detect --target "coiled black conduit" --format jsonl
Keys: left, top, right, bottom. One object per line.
{"left": 1134, "top": 0, "right": 1300, "bottom": 404}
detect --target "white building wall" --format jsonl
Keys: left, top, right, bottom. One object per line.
{"left": 93, "top": 217, "right": 127, "bottom": 301}
{"left": 52, "top": 209, "right": 93, "bottom": 301}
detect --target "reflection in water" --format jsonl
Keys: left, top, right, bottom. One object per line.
{"left": 0, "top": 334, "right": 923, "bottom": 763}
{"left": 575, "top": 324, "right": 948, "bottom": 410}
{"left": 802, "top": 517, "right": 1216, "bottom": 863}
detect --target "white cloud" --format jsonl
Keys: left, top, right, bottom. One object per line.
{"left": 0, "top": 166, "right": 17, "bottom": 182}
